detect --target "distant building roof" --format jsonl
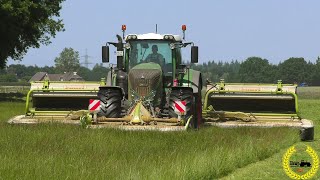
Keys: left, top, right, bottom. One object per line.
{"left": 29, "top": 72, "right": 47, "bottom": 82}
{"left": 47, "top": 74, "right": 63, "bottom": 81}
{"left": 29, "top": 72, "right": 84, "bottom": 82}
{"left": 62, "top": 72, "right": 83, "bottom": 81}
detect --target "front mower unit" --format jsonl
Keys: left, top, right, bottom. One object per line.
{"left": 82, "top": 99, "right": 193, "bottom": 131}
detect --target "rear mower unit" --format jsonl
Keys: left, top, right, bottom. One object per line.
{"left": 202, "top": 79, "right": 314, "bottom": 141}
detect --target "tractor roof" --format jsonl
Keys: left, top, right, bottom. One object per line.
{"left": 125, "top": 33, "right": 182, "bottom": 42}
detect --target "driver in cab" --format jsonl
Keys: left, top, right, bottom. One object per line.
{"left": 145, "top": 45, "right": 164, "bottom": 66}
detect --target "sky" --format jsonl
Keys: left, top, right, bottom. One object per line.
{"left": 8, "top": 0, "right": 320, "bottom": 68}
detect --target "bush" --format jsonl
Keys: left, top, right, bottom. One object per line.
{"left": 0, "top": 74, "right": 18, "bottom": 82}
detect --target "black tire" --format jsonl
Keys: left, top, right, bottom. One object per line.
{"left": 194, "top": 93, "right": 202, "bottom": 129}
{"left": 169, "top": 88, "right": 194, "bottom": 126}
{"left": 97, "top": 87, "right": 122, "bottom": 118}
{"left": 300, "top": 126, "right": 314, "bottom": 141}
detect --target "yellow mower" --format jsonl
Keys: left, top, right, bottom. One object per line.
{"left": 202, "top": 79, "right": 314, "bottom": 141}
{"left": 9, "top": 79, "right": 103, "bottom": 124}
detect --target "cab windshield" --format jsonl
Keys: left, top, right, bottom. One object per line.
{"left": 129, "top": 40, "right": 172, "bottom": 69}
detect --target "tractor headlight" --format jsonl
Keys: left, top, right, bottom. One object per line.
{"left": 164, "top": 35, "right": 174, "bottom": 40}
{"left": 126, "top": 35, "right": 137, "bottom": 40}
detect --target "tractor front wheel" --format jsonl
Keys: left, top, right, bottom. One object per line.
{"left": 97, "top": 87, "right": 123, "bottom": 118}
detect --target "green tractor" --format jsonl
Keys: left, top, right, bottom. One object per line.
{"left": 8, "top": 25, "right": 202, "bottom": 131}
{"left": 97, "top": 25, "right": 203, "bottom": 130}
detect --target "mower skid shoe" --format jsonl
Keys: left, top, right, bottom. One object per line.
{"left": 300, "top": 126, "right": 314, "bottom": 141}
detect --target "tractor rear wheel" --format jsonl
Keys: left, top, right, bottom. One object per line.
{"left": 169, "top": 88, "right": 194, "bottom": 127}
{"left": 194, "top": 93, "right": 202, "bottom": 128}
{"left": 98, "top": 87, "right": 123, "bottom": 118}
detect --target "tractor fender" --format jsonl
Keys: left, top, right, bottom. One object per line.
{"left": 183, "top": 69, "right": 202, "bottom": 94}
{"left": 106, "top": 71, "right": 112, "bottom": 86}
{"left": 106, "top": 71, "right": 118, "bottom": 86}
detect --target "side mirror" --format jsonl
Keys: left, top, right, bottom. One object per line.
{"left": 102, "top": 46, "right": 109, "bottom": 63}
{"left": 191, "top": 46, "right": 198, "bottom": 63}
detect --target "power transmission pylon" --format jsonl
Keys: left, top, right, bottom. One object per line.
{"left": 81, "top": 49, "right": 93, "bottom": 69}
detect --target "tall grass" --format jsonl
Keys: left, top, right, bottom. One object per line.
{"left": 0, "top": 102, "right": 298, "bottom": 179}
{"left": 297, "top": 86, "right": 320, "bottom": 99}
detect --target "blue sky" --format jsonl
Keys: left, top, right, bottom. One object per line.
{"left": 8, "top": 0, "right": 320, "bottom": 67}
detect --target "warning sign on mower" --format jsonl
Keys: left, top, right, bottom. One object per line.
{"left": 174, "top": 101, "right": 186, "bottom": 115}
{"left": 89, "top": 99, "right": 101, "bottom": 111}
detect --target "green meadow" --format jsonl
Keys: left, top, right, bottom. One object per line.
{"left": 0, "top": 87, "right": 319, "bottom": 179}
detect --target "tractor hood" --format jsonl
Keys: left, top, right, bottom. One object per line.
{"left": 128, "top": 62, "right": 163, "bottom": 105}
{"left": 131, "top": 62, "right": 162, "bottom": 70}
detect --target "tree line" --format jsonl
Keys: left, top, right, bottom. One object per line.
{"left": 192, "top": 57, "right": 320, "bottom": 85}
{"left": 1, "top": 55, "right": 320, "bottom": 86}
{"left": 0, "top": 64, "right": 109, "bottom": 83}
{"left": 0, "top": 47, "right": 109, "bottom": 83}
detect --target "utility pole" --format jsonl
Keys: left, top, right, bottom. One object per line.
{"left": 81, "top": 49, "right": 93, "bottom": 69}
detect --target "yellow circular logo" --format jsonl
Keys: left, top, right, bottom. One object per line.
{"left": 282, "top": 145, "right": 319, "bottom": 179}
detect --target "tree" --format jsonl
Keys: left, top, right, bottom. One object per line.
{"left": 41, "top": 65, "right": 57, "bottom": 74}
{"left": 0, "top": 0, "right": 65, "bottom": 68}
{"left": 227, "top": 60, "right": 241, "bottom": 82}
{"left": 278, "top": 57, "right": 309, "bottom": 84}
{"left": 78, "top": 66, "right": 91, "bottom": 81}
{"left": 88, "top": 63, "right": 110, "bottom": 81}
{"left": 6, "top": 64, "right": 27, "bottom": 79}
{"left": 310, "top": 57, "right": 320, "bottom": 85}
{"left": 0, "top": 74, "right": 18, "bottom": 82}
{"left": 238, "top": 57, "right": 274, "bottom": 83}
{"left": 54, "top": 48, "right": 80, "bottom": 73}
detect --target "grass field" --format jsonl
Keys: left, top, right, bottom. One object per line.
{"left": 0, "top": 87, "right": 319, "bottom": 179}
{"left": 297, "top": 86, "right": 320, "bottom": 99}
{"left": 223, "top": 98, "right": 320, "bottom": 179}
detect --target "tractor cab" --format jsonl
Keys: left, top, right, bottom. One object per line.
{"left": 124, "top": 34, "right": 183, "bottom": 88}
{"left": 127, "top": 38, "right": 173, "bottom": 74}
{"left": 102, "top": 25, "right": 199, "bottom": 98}
{"left": 103, "top": 33, "right": 197, "bottom": 79}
